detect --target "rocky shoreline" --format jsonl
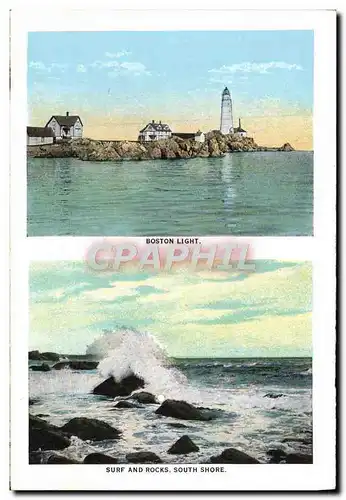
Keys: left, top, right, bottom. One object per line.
{"left": 27, "top": 131, "right": 294, "bottom": 162}
{"left": 29, "top": 355, "right": 313, "bottom": 465}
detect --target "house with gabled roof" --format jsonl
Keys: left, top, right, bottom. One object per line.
{"left": 138, "top": 120, "right": 172, "bottom": 142}
{"left": 27, "top": 126, "right": 55, "bottom": 146}
{"left": 233, "top": 118, "right": 247, "bottom": 138}
{"left": 46, "top": 111, "right": 83, "bottom": 140}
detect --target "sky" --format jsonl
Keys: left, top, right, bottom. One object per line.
{"left": 28, "top": 30, "right": 313, "bottom": 150}
{"left": 29, "top": 260, "right": 312, "bottom": 358}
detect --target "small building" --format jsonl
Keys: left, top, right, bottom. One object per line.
{"left": 233, "top": 118, "right": 247, "bottom": 138}
{"left": 46, "top": 112, "right": 83, "bottom": 140}
{"left": 172, "top": 130, "right": 205, "bottom": 143}
{"left": 27, "top": 126, "right": 55, "bottom": 146}
{"left": 138, "top": 120, "right": 172, "bottom": 142}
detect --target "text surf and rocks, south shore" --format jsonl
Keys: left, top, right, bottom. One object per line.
{"left": 28, "top": 331, "right": 312, "bottom": 465}
{"left": 27, "top": 131, "right": 294, "bottom": 162}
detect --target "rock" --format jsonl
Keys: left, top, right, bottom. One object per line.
{"left": 264, "top": 393, "right": 284, "bottom": 399}
{"left": 210, "top": 448, "right": 260, "bottom": 464}
{"left": 29, "top": 414, "right": 71, "bottom": 452}
{"left": 126, "top": 451, "right": 162, "bottom": 464}
{"left": 30, "top": 363, "right": 51, "bottom": 372}
{"left": 165, "top": 423, "right": 188, "bottom": 429}
{"left": 113, "top": 400, "right": 138, "bottom": 409}
{"left": 47, "top": 454, "right": 81, "bottom": 464}
{"left": 92, "top": 374, "right": 145, "bottom": 398}
{"left": 155, "top": 399, "right": 212, "bottom": 421}
{"left": 29, "top": 351, "right": 60, "bottom": 361}
{"left": 53, "top": 361, "right": 98, "bottom": 370}
{"left": 28, "top": 350, "right": 41, "bottom": 360}
{"left": 29, "top": 398, "right": 40, "bottom": 406}
{"left": 61, "top": 417, "right": 121, "bottom": 441}
{"left": 29, "top": 451, "right": 43, "bottom": 464}
{"left": 131, "top": 392, "right": 157, "bottom": 404}
{"left": 285, "top": 453, "right": 313, "bottom": 464}
{"left": 83, "top": 453, "right": 119, "bottom": 464}
{"left": 282, "top": 437, "right": 311, "bottom": 445}
{"left": 267, "top": 449, "right": 287, "bottom": 464}
{"left": 278, "top": 142, "right": 294, "bottom": 152}
{"left": 167, "top": 435, "right": 199, "bottom": 455}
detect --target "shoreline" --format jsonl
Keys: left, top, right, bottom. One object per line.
{"left": 27, "top": 132, "right": 295, "bottom": 162}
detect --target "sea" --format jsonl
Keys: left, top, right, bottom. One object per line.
{"left": 29, "top": 333, "right": 312, "bottom": 464}
{"left": 27, "top": 151, "right": 313, "bottom": 236}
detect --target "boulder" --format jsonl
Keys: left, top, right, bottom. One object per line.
{"left": 47, "top": 454, "right": 81, "bottom": 464}
{"left": 155, "top": 399, "right": 212, "bottom": 421}
{"left": 30, "top": 363, "right": 51, "bottom": 372}
{"left": 167, "top": 435, "right": 199, "bottom": 455}
{"left": 28, "top": 350, "right": 41, "bottom": 360}
{"left": 131, "top": 392, "right": 157, "bottom": 404}
{"left": 61, "top": 417, "right": 121, "bottom": 441}
{"left": 126, "top": 451, "right": 162, "bottom": 464}
{"left": 267, "top": 448, "right": 287, "bottom": 464}
{"left": 113, "top": 400, "right": 138, "bottom": 409}
{"left": 210, "top": 448, "right": 260, "bottom": 464}
{"left": 53, "top": 361, "right": 98, "bottom": 370}
{"left": 264, "top": 393, "right": 284, "bottom": 399}
{"left": 29, "top": 415, "right": 71, "bottom": 452}
{"left": 83, "top": 453, "right": 118, "bottom": 464}
{"left": 278, "top": 142, "right": 294, "bottom": 152}
{"left": 29, "top": 351, "right": 60, "bottom": 362}
{"left": 165, "top": 422, "right": 188, "bottom": 429}
{"left": 92, "top": 374, "right": 145, "bottom": 398}
{"left": 29, "top": 398, "right": 40, "bottom": 406}
{"left": 285, "top": 453, "right": 313, "bottom": 464}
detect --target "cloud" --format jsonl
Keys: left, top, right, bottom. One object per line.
{"left": 29, "top": 61, "right": 68, "bottom": 73}
{"left": 76, "top": 64, "right": 87, "bottom": 73}
{"left": 209, "top": 61, "right": 303, "bottom": 75}
{"left": 105, "top": 50, "right": 131, "bottom": 58}
{"left": 90, "top": 59, "right": 151, "bottom": 77}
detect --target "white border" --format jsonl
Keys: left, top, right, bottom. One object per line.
{"left": 10, "top": 8, "right": 336, "bottom": 492}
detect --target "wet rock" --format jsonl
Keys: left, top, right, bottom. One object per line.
{"left": 166, "top": 423, "right": 188, "bottom": 429}
{"left": 267, "top": 448, "right": 287, "bottom": 464}
{"left": 113, "top": 400, "right": 138, "bottom": 409}
{"left": 29, "top": 351, "right": 60, "bottom": 362}
{"left": 83, "top": 453, "right": 119, "bottom": 464}
{"left": 264, "top": 393, "right": 284, "bottom": 399}
{"left": 126, "top": 451, "right": 162, "bottom": 464}
{"left": 155, "top": 399, "right": 212, "bottom": 421}
{"left": 29, "top": 415, "right": 71, "bottom": 452}
{"left": 131, "top": 392, "right": 157, "bottom": 404}
{"left": 30, "top": 363, "right": 51, "bottom": 372}
{"left": 210, "top": 448, "right": 260, "bottom": 464}
{"left": 29, "top": 398, "right": 40, "bottom": 406}
{"left": 29, "top": 451, "right": 43, "bottom": 464}
{"left": 47, "top": 454, "right": 81, "bottom": 464}
{"left": 61, "top": 417, "right": 121, "bottom": 441}
{"left": 167, "top": 435, "right": 199, "bottom": 455}
{"left": 285, "top": 453, "right": 313, "bottom": 464}
{"left": 53, "top": 360, "right": 98, "bottom": 370}
{"left": 92, "top": 374, "right": 145, "bottom": 398}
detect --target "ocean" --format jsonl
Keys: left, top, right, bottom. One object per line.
{"left": 27, "top": 151, "right": 313, "bottom": 237}
{"left": 29, "top": 356, "right": 312, "bottom": 464}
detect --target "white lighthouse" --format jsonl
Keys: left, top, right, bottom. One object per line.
{"left": 220, "top": 87, "right": 234, "bottom": 134}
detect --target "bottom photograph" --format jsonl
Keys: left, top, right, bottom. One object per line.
{"left": 29, "top": 260, "right": 312, "bottom": 465}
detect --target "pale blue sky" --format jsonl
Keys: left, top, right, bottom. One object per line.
{"left": 30, "top": 261, "right": 312, "bottom": 357}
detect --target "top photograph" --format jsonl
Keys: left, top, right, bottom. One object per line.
{"left": 27, "top": 30, "right": 313, "bottom": 237}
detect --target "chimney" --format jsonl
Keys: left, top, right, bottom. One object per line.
{"left": 66, "top": 111, "right": 69, "bottom": 117}
{"left": 239, "top": 118, "right": 241, "bottom": 128}
{"left": 159, "top": 120, "right": 162, "bottom": 124}
{"left": 152, "top": 119, "right": 155, "bottom": 124}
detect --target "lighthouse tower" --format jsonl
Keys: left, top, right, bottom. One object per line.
{"left": 220, "top": 87, "right": 234, "bottom": 134}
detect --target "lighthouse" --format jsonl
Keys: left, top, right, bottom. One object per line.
{"left": 220, "top": 87, "right": 234, "bottom": 134}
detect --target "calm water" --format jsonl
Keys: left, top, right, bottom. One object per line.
{"left": 29, "top": 357, "right": 312, "bottom": 464}
{"left": 27, "top": 152, "right": 313, "bottom": 236}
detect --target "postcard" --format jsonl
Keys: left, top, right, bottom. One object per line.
{"left": 10, "top": 7, "right": 336, "bottom": 493}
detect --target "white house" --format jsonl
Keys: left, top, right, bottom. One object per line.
{"left": 46, "top": 112, "right": 83, "bottom": 140}
{"left": 233, "top": 118, "right": 247, "bottom": 138}
{"left": 138, "top": 120, "right": 172, "bottom": 142}
{"left": 172, "top": 130, "right": 205, "bottom": 143}
{"left": 27, "top": 126, "right": 55, "bottom": 146}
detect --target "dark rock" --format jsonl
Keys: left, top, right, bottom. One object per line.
{"left": 210, "top": 448, "right": 260, "bottom": 464}
{"left": 166, "top": 423, "right": 188, "bottom": 429}
{"left": 47, "top": 454, "right": 81, "bottom": 464}
{"left": 29, "top": 398, "right": 40, "bottom": 406}
{"left": 113, "top": 400, "right": 138, "bottom": 409}
{"left": 61, "top": 417, "right": 121, "bottom": 441}
{"left": 264, "top": 393, "right": 284, "bottom": 399}
{"left": 267, "top": 448, "right": 287, "bottom": 464}
{"left": 126, "top": 451, "right": 162, "bottom": 464}
{"left": 29, "top": 350, "right": 41, "bottom": 360}
{"left": 278, "top": 142, "right": 295, "bottom": 152}
{"left": 167, "top": 435, "right": 199, "bottom": 455}
{"left": 29, "top": 451, "right": 43, "bottom": 464}
{"left": 155, "top": 399, "right": 212, "bottom": 421}
{"left": 29, "top": 351, "right": 60, "bottom": 362}
{"left": 83, "top": 453, "right": 118, "bottom": 464}
{"left": 53, "top": 360, "right": 98, "bottom": 370}
{"left": 285, "top": 453, "right": 313, "bottom": 464}
{"left": 131, "top": 391, "right": 157, "bottom": 404}
{"left": 92, "top": 374, "right": 145, "bottom": 398}
{"left": 29, "top": 414, "right": 71, "bottom": 452}
{"left": 30, "top": 363, "right": 51, "bottom": 372}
